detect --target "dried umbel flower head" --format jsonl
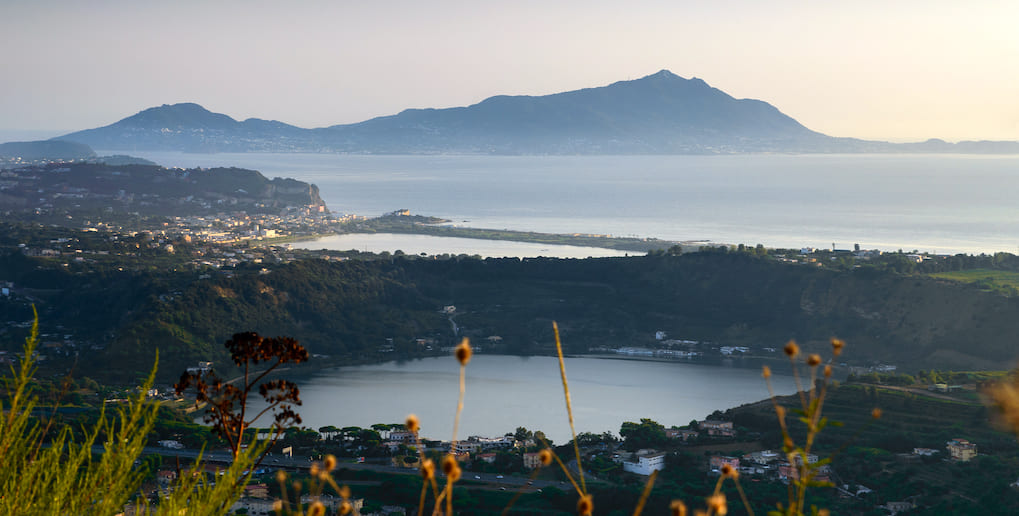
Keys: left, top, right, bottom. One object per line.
{"left": 824, "top": 365, "right": 833, "bottom": 378}
{"left": 275, "top": 470, "right": 287, "bottom": 483}
{"left": 538, "top": 448, "right": 553, "bottom": 466}
{"left": 455, "top": 338, "right": 473, "bottom": 366}
{"left": 442, "top": 454, "right": 461, "bottom": 482}
{"left": 308, "top": 501, "right": 326, "bottom": 516}
{"left": 576, "top": 494, "right": 594, "bottom": 516}
{"left": 339, "top": 485, "right": 351, "bottom": 499}
{"left": 761, "top": 365, "right": 772, "bottom": 379}
{"left": 310, "top": 463, "right": 320, "bottom": 476}
{"left": 830, "top": 338, "right": 845, "bottom": 357}
{"left": 707, "top": 494, "right": 727, "bottom": 516}
{"left": 324, "top": 454, "right": 337, "bottom": 472}
{"left": 806, "top": 354, "right": 822, "bottom": 367}
{"left": 783, "top": 340, "right": 800, "bottom": 358}
{"left": 670, "top": 500, "right": 688, "bottom": 516}
{"left": 420, "top": 458, "right": 435, "bottom": 481}
{"left": 339, "top": 501, "right": 353, "bottom": 516}
{"left": 272, "top": 500, "right": 283, "bottom": 512}
{"left": 871, "top": 408, "right": 883, "bottom": 419}
{"left": 405, "top": 413, "right": 420, "bottom": 433}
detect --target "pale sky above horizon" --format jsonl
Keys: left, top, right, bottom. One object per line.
{"left": 2, "top": 0, "right": 1017, "bottom": 142}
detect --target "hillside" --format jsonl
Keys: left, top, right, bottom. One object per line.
{"left": 6, "top": 249, "right": 1019, "bottom": 382}
{"left": 0, "top": 140, "right": 96, "bottom": 160}
{"left": 0, "top": 162, "right": 326, "bottom": 218}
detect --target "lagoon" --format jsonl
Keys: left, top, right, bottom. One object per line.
{"left": 252, "top": 355, "right": 797, "bottom": 444}
{"left": 288, "top": 233, "right": 635, "bottom": 259}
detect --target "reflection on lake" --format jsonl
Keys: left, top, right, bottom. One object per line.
{"left": 289, "top": 233, "right": 636, "bottom": 259}
{"left": 253, "top": 355, "right": 797, "bottom": 444}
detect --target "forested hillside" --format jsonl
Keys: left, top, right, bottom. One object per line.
{"left": 6, "top": 251, "right": 1016, "bottom": 382}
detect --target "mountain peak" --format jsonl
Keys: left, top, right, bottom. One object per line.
{"left": 58, "top": 73, "right": 830, "bottom": 154}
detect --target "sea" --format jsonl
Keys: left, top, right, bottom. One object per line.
{"left": 247, "top": 355, "right": 798, "bottom": 444}
{"left": 115, "top": 152, "right": 1019, "bottom": 256}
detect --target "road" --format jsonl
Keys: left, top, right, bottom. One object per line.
{"left": 135, "top": 446, "right": 559, "bottom": 491}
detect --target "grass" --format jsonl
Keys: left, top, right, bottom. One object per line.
{"left": 929, "top": 268, "right": 1019, "bottom": 294}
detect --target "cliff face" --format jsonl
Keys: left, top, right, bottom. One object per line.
{"left": 267, "top": 177, "right": 324, "bottom": 207}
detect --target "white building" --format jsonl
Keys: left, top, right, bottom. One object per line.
{"left": 622, "top": 452, "right": 666, "bottom": 476}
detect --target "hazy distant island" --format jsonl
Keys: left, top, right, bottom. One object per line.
{"left": 48, "top": 70, "right": 1019, "bottom": 155}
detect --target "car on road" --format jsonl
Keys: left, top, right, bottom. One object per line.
{"left": 474, "top": 475, "right": 481, "bottom": 479}
{"left": 496, "top": 475, "right": 503, "bottom": 479}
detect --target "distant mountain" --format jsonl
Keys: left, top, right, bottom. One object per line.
{"left": 56, "top": 71, "right": 1019, "bottom": 154}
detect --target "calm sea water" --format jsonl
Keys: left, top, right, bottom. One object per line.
{"left": 119, "top": 152, "right": 1019, "bottom": 255}
{"left": 251, "top": 355, "right": 797, "bottom": 444}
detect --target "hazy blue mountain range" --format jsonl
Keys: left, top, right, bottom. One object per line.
{"left": 55, "top": 70, "right": 1019, "bottom": 154}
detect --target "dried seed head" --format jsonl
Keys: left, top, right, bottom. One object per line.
{"left": 405, "top": 414, "right": 420, "bottom": 433}
{"left": 455, "top": 338, "right": 473, "bottom": 366}
{"left": 783, "top": 340, "right": 800, "bottom": 358}
{"left": 830, "top": 338, "right": 845, "bottom": 357}
{"left": 272, "top": 500, "right": 283, "bottom": 512}
{"left": 420, "top": 459, "right": 435, "bottom": 481}
{"left": 292, "top": 481, "right": 302, "bottom": 492}
{"left": 324, "top": 454, "right": 337, "bottom": 472}
{"left": 442, "top": 454, "right": 457, "bottom": 474}
{"left": 985, "top": 380, "right": 1019, "bottom": 433}
{"left": 872, "top": 408, "right": 883, "bottom": 419}
{"left": 339, "top": 501, "right": 353, "bottom": 516}
{"left": 824, "top": 365, "right": 833, "bottom": 378}
{"left": 720, "top": 463, "right": 738, "bottom": 479}
{"left": 442, "top": 454, "right": 461, "bottom": 482}
{"left": 310, "top": 463, "right": 320, "bottom": 476}
{"left": 275, "top": 470, "right": 287, "bottom": 483}
{"left": 806, "top": 354, "right": 822, "bottom": 367}
{"left": 318, "top": 471, "right": 330, "bottom": 482}
{"left": 670, "top": 500, "right": 687, "bottom": 516}
{"left": 761, "top": 365, "right": 772, "bottom": 379}
{"left": 576, "top": 494, "right": 594, "bottom": 516}
{"left": 707, "top": 494, "right": 727, "bottom": 516}
{"left": 818, "top": 510, "right": 831, "bottom": 516}
{"left": 339, "top": 485, "right": 351, "bottom": 499}
{"left": 309, "top": 501, "right": 326, "bottom": 516}
{"left": 538, "top": 448, "right": 553, "bottom": 466}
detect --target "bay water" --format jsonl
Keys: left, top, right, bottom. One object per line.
{"left": 120, "top": 151, "right": 1019, "bottom": 255}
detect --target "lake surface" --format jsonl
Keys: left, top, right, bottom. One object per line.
{"left": 119, "top": 152, "right": 1019, "bottom": 255}
{"left": 288, "top": 233, "right": 635, "bottom": 258}
{"left": 250, "top": 355, "right": 797, "bottom": 444}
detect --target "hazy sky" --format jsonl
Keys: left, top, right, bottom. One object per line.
{"left": 2, "top": 0, "right": 1017, "bottom": 142}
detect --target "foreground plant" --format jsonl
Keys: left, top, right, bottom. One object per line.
{"left": 175, "top": 331, "right": 309, "bottom": 461}
{"left": 759, "top": 338, "right": 879, "bottom": 516}
{"left": 1, "top": 310, "right": 258, "bottom": 515}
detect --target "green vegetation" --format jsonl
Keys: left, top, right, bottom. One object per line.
{"left": 930, "top": 268, "right": 1019, "bottom": 295}
{"left": 0, "top": 313, "right": 259, "bottom": 514}
{"left": 10, "top": 238, "right": 1019, "bottom": 382}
